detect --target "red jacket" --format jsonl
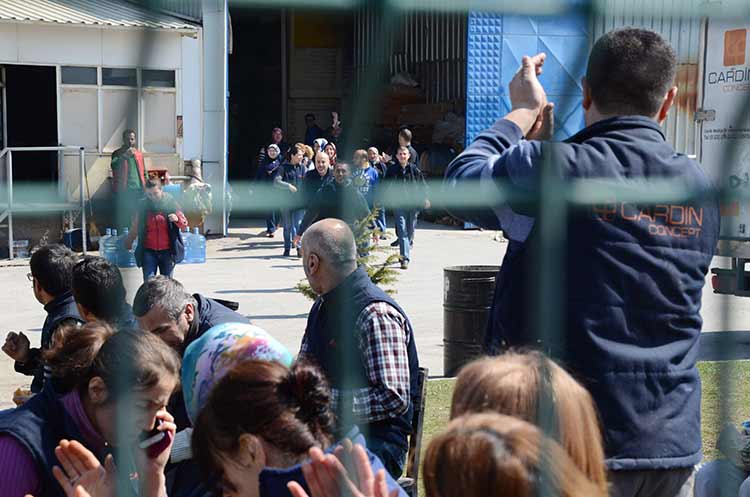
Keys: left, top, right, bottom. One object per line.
{"left": 136, "top": 210, "right": 188, "bottom": 251}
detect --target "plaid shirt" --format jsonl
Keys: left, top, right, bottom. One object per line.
{"left": 300, "top": 301, "right": 411, "bottom": 424}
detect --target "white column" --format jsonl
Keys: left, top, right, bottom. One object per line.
{"left": 201, "top": 0, "right": 228, "bottom": 235}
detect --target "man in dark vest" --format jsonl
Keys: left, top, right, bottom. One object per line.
{"left": 133, "top": 275, "right": 248, "bottom": 356}
{"left": 445, "top": 28, "right": 719, "bottom": 497}
{"left": 299, "top": 218, "right": 419, "bottom": 479}
{"left": 2, "top": 244, "right": 83, "bottom": 393}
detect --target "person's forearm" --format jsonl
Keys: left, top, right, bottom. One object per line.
{"left": 13, "top": 348, "right": 41, "bottom": 375}
{"left": 140, "top": 471, "right": 167, "bottom": 497}
{"left": 504, "top": 108, "right": 539, "bottom": 136}
{"left": 445, "top": 119, "right": 525, "bottom": 183}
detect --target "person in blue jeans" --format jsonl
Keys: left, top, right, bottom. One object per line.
{"left": 274, "top": 144, "right": 306, "bottom": 257}
{"left": 368, "top": 147, "right": 388, "bottom": 236}
{"left": 385, "top": 146, "right": 429, "bottom": 270}
{"left": 125, "top": 178, "right": 188, "bottom": 281}
{"left": 256, "top": 143, "right": 282, "bottom": 237}
{"left": 353, "top": 149, "right": 381, "bottom": 242}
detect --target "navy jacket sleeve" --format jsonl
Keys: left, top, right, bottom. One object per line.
{"left": 444, "top": 118, "right": 541, "bottom": 241}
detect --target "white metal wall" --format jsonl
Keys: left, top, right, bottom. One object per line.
{"left": 591, "top": 0, "right": 703, "bottom": 155}
{"left": 0, "top": 23, "right": 183, "bottom": 69}
{"left": 0, "top": 21, "right": 203, "bottom": 208}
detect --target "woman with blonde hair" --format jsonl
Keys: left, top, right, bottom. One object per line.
{"left": 451, "top": 351, "right": 608, "bottom": 495}
{"left": 288, "top": 413, "right": 607, "bottom": 497}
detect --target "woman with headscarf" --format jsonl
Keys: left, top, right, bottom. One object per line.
{"left": 312, "top": 138, "right": 328, "bottom": 160}
{"left": 324, "top": 142, "right": 338, "bottom": 167}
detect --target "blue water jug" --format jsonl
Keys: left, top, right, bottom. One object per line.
{"left": 192, "top": 228, "right": 206, "bottom": 263}
{"left": 179, "top": 227, "right": 192, "bottom": 264}
{"left": 117, "top": 228, "right": 137, "bottom": 268}
{"left": 99, "top": 228, "right": 112, "bottom": 258}
{"left": 104, "top": 229, "right": 118, "bottom": 263}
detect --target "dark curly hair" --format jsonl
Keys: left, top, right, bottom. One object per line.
{"left": 192, "top": 359, "right": 336, "bottom": 478}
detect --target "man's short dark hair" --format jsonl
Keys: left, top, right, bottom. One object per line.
{"left": 305, "top": 113, "right": 316, "bottom": 121}
{"left": 72, "top": 256, "right": 126, "bottom": 322}
{"left": 399, "top": 128, "right": 413, "bottom": 141}
{"left": 122, "top": 129, "right": 136, "bottom": 139}
{"left": 30, "top": 244, "right": 77, "bottom": 297}
{"left": 133, "top": 276, "right": 196, "bottom": 321}
{"left": 586, "top": 28, "right": 677, "bottom": 117}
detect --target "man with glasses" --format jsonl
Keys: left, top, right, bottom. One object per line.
{"left": 2, "top": 245, "right": 83, "bottom": 393}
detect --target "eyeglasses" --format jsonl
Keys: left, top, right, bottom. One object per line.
{"left": 26, "top": 272, "right": 33, "bottom": 282}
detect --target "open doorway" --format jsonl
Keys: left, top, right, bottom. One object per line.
{"left": 228, "top": 8, "right": 283, "bottom": 182}
{"left": 4, "top": 65, "right": 58, "bottom": 185}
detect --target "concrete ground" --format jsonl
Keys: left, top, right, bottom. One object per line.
{"left": 1, "top": 217, "right": 749, "bottom": 409}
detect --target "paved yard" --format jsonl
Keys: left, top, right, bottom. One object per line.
{"left": 0, "top": 218, "right": 748, "bottom": 408}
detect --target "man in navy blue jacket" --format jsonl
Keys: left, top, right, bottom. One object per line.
{"left": 2, "top": 244, "right": 83, "bottom": 393}
{"left": 445, "top": 28, "right": 719, "bottom": 497}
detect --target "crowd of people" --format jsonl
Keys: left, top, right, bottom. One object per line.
{"left": 255, "top": 124, "right": 427, "bottom": 269}
{"left": 0, "top": 26, "right": 739, "bottom": 497}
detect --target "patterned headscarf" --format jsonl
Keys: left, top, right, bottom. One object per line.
{"left": 313, "top": 138, "right": 329, "bottom": 154}
{"left": 181, "top": 322, "right": 293, "bottom": 423}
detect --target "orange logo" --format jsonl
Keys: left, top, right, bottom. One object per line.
{"left": 724, "top": 29, "right": 747, "bottom": 66}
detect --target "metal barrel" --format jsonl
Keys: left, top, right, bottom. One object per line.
{"left": 443, "top": 265, "right": 500, "bottom": 377}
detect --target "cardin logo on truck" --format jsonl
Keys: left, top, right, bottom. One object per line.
{"left": 707, "top": 29, "right": 750, "bottom": 85}
{"left": 592, "top": 203, "right": 703, "bottom": 239}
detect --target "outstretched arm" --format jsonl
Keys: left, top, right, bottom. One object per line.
{"left": 444, "top": 53, "right": 553, "bottom": 239}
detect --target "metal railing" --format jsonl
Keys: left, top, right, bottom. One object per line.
{"left": 0, "top": 146, "right": 87, "bottom": 259}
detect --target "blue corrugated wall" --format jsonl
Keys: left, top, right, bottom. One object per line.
{"left": 466, "top": 11, "right": 590, "bottom": 144}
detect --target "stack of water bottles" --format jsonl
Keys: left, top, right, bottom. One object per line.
{"left": 100, "top": 226, "right": 205, "bottom": 266}
{"left": 181, "top": 227, "right": 206, "bottom": 264}
{"left": 98, "top": 227, "right": 137, "bottom": 268}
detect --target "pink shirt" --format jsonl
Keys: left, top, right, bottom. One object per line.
{"left": 0, "top": 391, "right": 107, "bottom": 497}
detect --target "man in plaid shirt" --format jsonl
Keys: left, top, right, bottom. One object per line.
{"left": 299, "top": 218, "right": 419, "bottom": 479}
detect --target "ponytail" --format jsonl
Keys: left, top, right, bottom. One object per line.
{"left": 42, "top": 321, "right": 114, "bottom": 394}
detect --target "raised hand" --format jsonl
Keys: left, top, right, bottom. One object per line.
{"left": 134, "top": 409, "right": 176, "bottom": 497}
{"left": 509, "top": 53, "right": 548, "bottom": 115}
{"left": 52, "top": 439, "right": 115, "bottom": 497}
{"left": 287, "top": 442, "right": 398, "bottom": 497}
{"left": 526, "top": 102, "right": 556, "bottom": 141}
{"left": 3, "top": 331, "right": 30, "bottom": 362}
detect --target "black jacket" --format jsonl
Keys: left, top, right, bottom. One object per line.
{"left": 384, "top": 162, "right": 428, "bottom": 209}
{"left": 298, "top": 180, "right": 371, "bottom": 235}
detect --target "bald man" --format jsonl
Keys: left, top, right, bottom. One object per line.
{"left": 299, "top": 219, "right": 419, "bottom": 479}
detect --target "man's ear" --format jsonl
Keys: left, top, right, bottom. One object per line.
{"left": 237, "top": 434, "right": 265, "bottom": 468}
{"left": 581, "top": 77, "right": 593, "bottom": 111}
{"left": 76, "top": 303, "right": 96, "bottom": 323}
{"left": 308, "top": 253, "right": 320, "bottom": 275}
{"left": 184, "top": 302, "right": 195, "bottom": 325}
{"left": 656, "top": 86, "right": 678, "bottom": 124}
{"left": 87, "top": 377, "right": 109, "bottom": 405}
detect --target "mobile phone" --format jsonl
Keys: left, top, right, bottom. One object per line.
{"left": 139, "top": 420, "right": 171, "bottom": 459}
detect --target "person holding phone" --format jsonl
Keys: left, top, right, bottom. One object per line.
{"left": 0, "top": 326, "right": 181, "bottom": 497}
